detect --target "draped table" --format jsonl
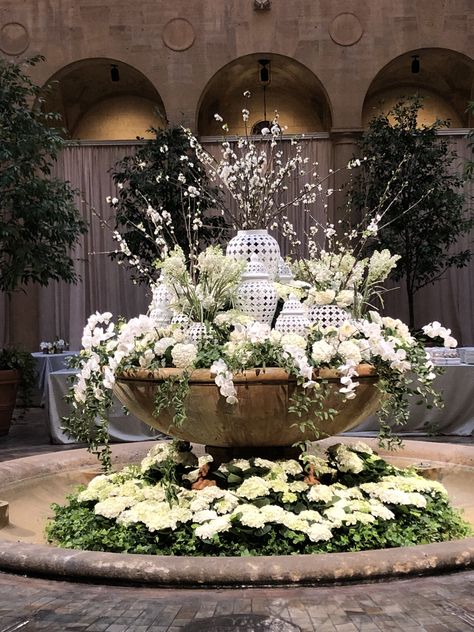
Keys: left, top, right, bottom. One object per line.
{"left": 354, "top": 364, "right": 474, "bottom": 436}
{"left": 47, "top": 369, "right": 167, "bottom": 444}
{"left": 31, "top": 351, "right": 78, "bottom": 406}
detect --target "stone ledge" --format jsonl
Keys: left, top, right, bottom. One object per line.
{"left": 0, "top": 538, "right": 472, "bottom": 586}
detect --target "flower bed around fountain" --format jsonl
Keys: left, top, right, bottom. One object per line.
{"left": 46, "top": 441, "right": 471, "bottom": 557}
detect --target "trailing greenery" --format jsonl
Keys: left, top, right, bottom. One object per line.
{"left": 0, "top": 56, "right": 86, "bottom": 292}
{"left": 47, "top": 442, "right": 471, "bottom": 556}
{"left": 350, "top": 96, "right": 473, "bottom": 330}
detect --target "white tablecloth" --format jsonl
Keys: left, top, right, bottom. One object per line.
{"left": 355, "top": 365, "right": 474, "bottom": 436}
{"left": 32, "top": 351, "right": 78, "bottom": 406}
{"left": 47, "top": 369, "right": 167, "bottom": 444}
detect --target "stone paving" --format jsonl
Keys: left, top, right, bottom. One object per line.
{"left": 0, "top": 571, "right": 473, "bottom": 631}
{"left": 0, "top": 408, "right": 473, "bottom": 632}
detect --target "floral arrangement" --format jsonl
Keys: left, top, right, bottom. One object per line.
{"left": 63, "top": 108, "right": 459, "bottom": 469}
{"left": 40, "top": 339, "right": 68, "bottom": 354}
{"left": 55, "top": 106, "right": 470, "bottom": 557}
{"left": 47, "top": 441, "right": 470, "bottom": 556}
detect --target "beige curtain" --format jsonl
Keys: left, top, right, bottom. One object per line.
{"left": 27, "top": 144, "right": 149, "bottom": 350}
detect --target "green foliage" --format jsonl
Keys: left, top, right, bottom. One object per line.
{"left": 350, "top": 96, "right": 473, "bottom": 329}
{"left": 0, "top": 347, "right": 37, "bottom": 407}
{"left": 153, "top": 372, "right": 190, "bottom": 429}
{"left": 0, "top": 56, "right": 86, "bottom": 292}
{"left": 110, "top": 126, "right": 228, "bottom": 283}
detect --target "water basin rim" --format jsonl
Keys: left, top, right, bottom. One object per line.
{"left": 0, "top": 441, "right": 473, "bottom": 585}
{"left": 0, "top": 537, "right": 473, "bottom": 587}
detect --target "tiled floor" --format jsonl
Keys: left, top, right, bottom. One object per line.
{"left": 0, "top": 408, "right": 473, "bottom": 632}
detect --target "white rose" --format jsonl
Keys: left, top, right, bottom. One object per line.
{"left": 308, "top": 289, "right": 336, "bottom": 305}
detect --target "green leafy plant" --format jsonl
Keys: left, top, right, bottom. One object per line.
{"left": 0, "top": 56, "right": 86, "bottom": 293}
{"left": 350, "top": 96, "right": 473, "bottom": 330}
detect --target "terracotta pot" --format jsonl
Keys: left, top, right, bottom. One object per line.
{"left": 0, "top": 369, "right": 20, "bottom": 436}
{"left": 113, "top": 365, "right": 381, "bottom": 449}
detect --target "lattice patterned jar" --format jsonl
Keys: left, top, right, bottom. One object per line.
{"left": 235, "top": 255, "right": 278, "bottom": 325}
{"left": 307, "top": 304, "right": 348, "bottom": 328}
{"left": 277, "top": 257, "right": 294, "bottom": 283}
{"left": 171, "top": 312, "right": 191, "bottom": 331}
{"left": 226, "top": 229, "right": 280, "bottom": 281}
{"left": 148, "top": 280, "right": 173, "bottom": 326}
{"left": 275, "top": 294, "right": 310, "bottom": 336}
{"left": 186, "top": 322, "right": 215, "bottom": 345}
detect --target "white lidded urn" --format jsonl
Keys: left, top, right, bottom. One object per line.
{"left": 148, "top": 278, "right": 173, "bottom": 326}
{"left": 275, "top": 294, "right": 310, "bottom": 336}
{"left": 235, "top": 255, "right": 278, "bottom": 326}
{"left": 226, "top": 229, "right": 280, "bottom": 281}
{"left": 277, "top": 257, "right": 294, "bottom": 283}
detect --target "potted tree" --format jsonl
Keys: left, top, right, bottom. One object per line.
{"left": 0, "top": 56, "right": 86, "bottom": 433}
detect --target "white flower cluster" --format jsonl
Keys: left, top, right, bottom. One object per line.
{"left": 182, "top": 111, "right": 332, "bottom": 232}
{"left": 293, "top": 249, "right": 400, "bottom": 311}
{"left": 422, "top": 321, "right": 457, "bottom": 348}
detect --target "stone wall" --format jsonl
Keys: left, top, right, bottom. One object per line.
{"left": 0, "top": 0, "right": 472, "bottom": 135}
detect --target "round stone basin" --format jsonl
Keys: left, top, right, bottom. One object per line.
{"left": 0, "top": 439, "right": 473, "bottom": 585}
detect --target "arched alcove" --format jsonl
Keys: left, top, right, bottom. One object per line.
{"left": 197, "top": 54, "right": 332, "bottom": 136}
{"left": 41, "top": 58, "right": 166, "bottom": 140}
{"left": 362, "top": 49, "right": 474, "bottom": 128}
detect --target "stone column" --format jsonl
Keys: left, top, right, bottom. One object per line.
{"left": 329, "top": 129, "right": 363, "bottom": 227}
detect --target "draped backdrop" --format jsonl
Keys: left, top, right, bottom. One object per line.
{"left": 0, "top": 136, "right": 472, "bottom": 349}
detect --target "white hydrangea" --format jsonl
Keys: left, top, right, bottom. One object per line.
{"left": 77, "top": 474, "right": 117, "bottom": 502}
{"left": 192, "top": 509, "right": 219, "bottom": 523}
{"left": 332, "top": 444, "right": 365, "bottom": 474}
{"left": 171, "top": 342, "right": 198, "bottom": 368}
{"left": 338, "top": 340, "right": 362, "bottom": 364}
{"left": 306, "top": 522, "right": 333, "bottom": 542}
{"left": 94, "top": 496, "right": 136, "bottom": 519}
{"left": 233, "top": 504, "right": 266, "bottom": 529}
{"left": 307, "top": 484, "right": 338, "bottom": 504}
{"left": 378, "top": 475, "right": 448, "bottom": 496}
{"left": 280, "top": 333, "right": 307, "bottom": 350}
{"left": 154, "top": 337, "right": 176, "bottom": 356}
{"left": 360, "top": 482, "right": 427, "bottom": 508}
{"left": 311, "top": 340, "right": 335, "bottom": 364}
{"left": 235, "top": 476, "right": 271, "bottom": 499}
{"left": 195, "top": 516, "right": 232, "bottom": 540}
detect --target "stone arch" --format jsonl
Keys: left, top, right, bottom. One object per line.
{"left": 362, "top": 48, "right": 474, "bottom": 128}
{"left": 196, "top": 53, "right": 332, "bottom": 136}
{"left": 41, "top": 58, "right": 167, "bottom": 140}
